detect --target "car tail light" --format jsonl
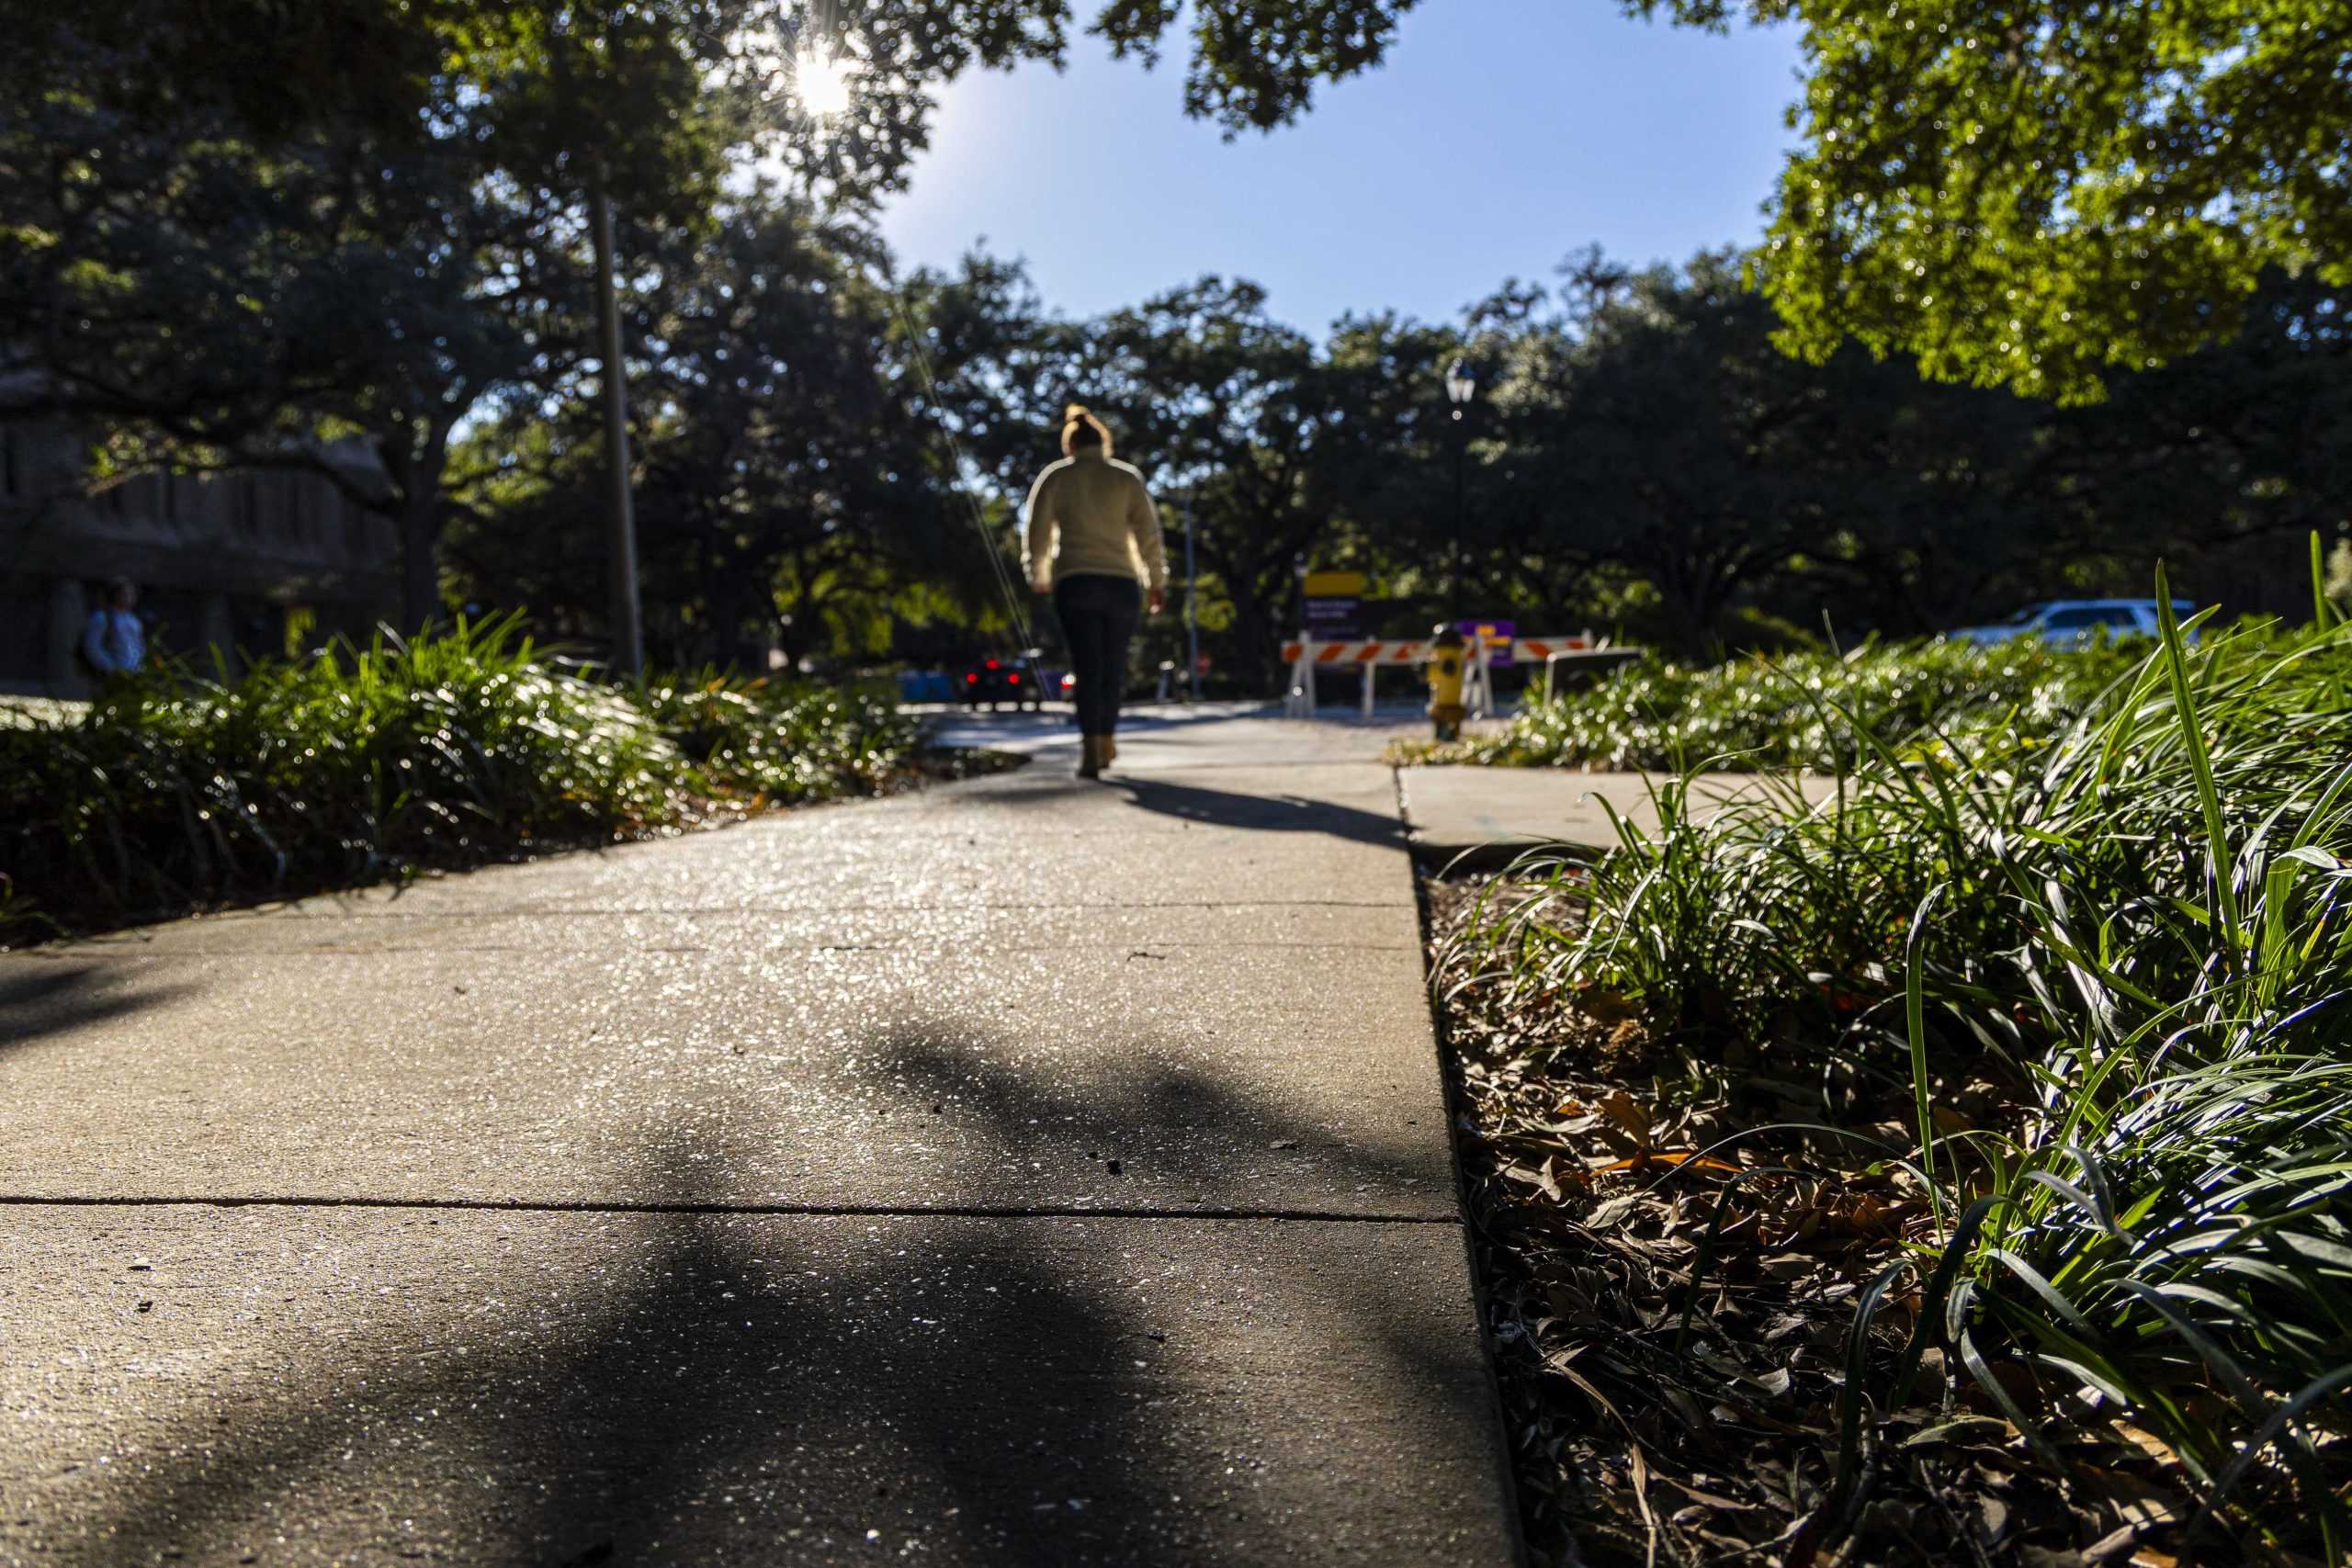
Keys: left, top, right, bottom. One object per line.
{"left": 985, "top": 659, "right": 999, "bottom": 669}
{"left": 1007, "top": 672, "right": 1020, "bottom": 684}
{"left": 966, "top": 673, "right": 978, "bottom": 684}
{"left": 1061, "top": 674, "right": 1075, "bottom": 688}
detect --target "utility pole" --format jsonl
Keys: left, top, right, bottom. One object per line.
{"left": 589, "top": 157, "right": 644, "bottom": 681}
{"left": 1444, "top": 360, "right": 1477, "bottom": 626}
{"left": 1452, "top": 422, "right": 1466, "bottom": 623}
{"left": 1182, "top": 492, "right": 1199, "bottom": 702}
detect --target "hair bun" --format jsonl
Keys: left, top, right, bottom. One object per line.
{"left": 1059, "top": 402, "right": 1111, "bottom": 456}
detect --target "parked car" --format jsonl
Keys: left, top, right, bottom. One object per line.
{"left": 1951, "top": 598, "right": 2196, "bottom": 648}
{"left": 897, "top": 670, "right": 955, "bottom": 705}
{"left": 959, "top": 655, "right": 1042, "bottom": 712}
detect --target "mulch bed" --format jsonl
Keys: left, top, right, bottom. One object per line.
{"left": 1423, "top": 875, "right": 2324, "bottom": 1568}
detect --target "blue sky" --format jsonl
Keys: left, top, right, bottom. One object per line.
{"left": 877, "top": 1, "right": 1805, "bottom": 333}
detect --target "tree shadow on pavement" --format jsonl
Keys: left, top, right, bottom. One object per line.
{"left": 868, "top": 1026, "right": 1447, "bottom": 1213}
{"left": 0, "top": 962, "right": 197, "bottom": 1056}
{"left": 56, "top": 1044, "right": 1506, "bottom": 1566}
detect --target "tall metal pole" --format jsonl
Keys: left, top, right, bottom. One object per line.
{"left": 589, "top": 157, "right": 644, "bottom": 681}
{"left": 1451, "top": 413, "right": 1466, "bottom": 624}
{"left": 1182, "top": 492, "right": 1199, "bottom": 702}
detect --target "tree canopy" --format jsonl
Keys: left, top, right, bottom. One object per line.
{"left": 6, "top": 0, "right": 2345, "bottom": 684}
{"left": 1649, "top": 0, "right": 2352, "bottom": 401}
{"left": 1093, "top": 0, "right": 2352, "bottom": 400}
{"left": 1025, "top": 0, "right": 2348, "bottom": 399}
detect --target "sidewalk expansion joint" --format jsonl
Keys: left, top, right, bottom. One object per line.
{"left": 1076, "top": 760, "right": 1392, "bottom": 772}
{"left": 46, "top": 941, "right": 1422, "bottom": 958}
{"left": 62, "top": 898, "right": 1411, "bottom": 919}
{"left": 0, "top": 1193, "right": 1462, "bottom": 1224}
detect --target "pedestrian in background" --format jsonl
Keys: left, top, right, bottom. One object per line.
{"left": 1023, "top": 405, "right": 1167, "bottom": 779}
{"left": 81, "top": 579, "right": 147, "bottom": 678}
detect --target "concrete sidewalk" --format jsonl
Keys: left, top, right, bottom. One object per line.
{"left": 0, "top": 715, "right": 1518, "bottom": 1566}
{"left": 1400, "top": 763, "right": 1844, "bottom": 868}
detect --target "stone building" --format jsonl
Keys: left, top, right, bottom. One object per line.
{"left": 0, "top": 423, "right": 400, "bottom": 696}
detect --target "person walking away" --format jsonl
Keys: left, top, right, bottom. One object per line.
{"left": 1023, "top": 405, "right": 1167, "bottom": 779}
{"left": 81, "top": 579, "right": 147, "bottom": 679}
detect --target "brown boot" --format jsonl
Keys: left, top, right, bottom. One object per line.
{"left": 1100, "top": 734, "right": 1117, "bottom": 769}
{"left": 1077, "top": 736, "right": 1102, "bottom": 779}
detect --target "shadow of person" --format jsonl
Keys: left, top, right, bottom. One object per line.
{"left": 1114, "top": 776, "right": 1407, "bottom": 847}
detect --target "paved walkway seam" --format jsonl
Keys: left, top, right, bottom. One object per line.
{"left": 0, "top": 1193, "right": 1464, "bottom": 1224}
{"left": 54, "top": 940, "right": 1422, "bottom": 957}
{"left": 79, "top": 897, "right": 1415, "bottom": 918}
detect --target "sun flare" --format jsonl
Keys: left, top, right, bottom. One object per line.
{"left": 797, "top": 48, "right": 854, "bottom": 118}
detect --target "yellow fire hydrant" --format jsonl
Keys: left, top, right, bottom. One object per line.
{"left": 1427, "top": 623, "right": 1467, "bottom": 740}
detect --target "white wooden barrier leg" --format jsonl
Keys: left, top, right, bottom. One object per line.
{"left": 1362, "top": 661, "right": 1375, "bottom": 718}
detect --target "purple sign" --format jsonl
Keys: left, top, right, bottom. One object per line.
{"left": 1457, "top": 620, "right": 1518, "bottom": 666}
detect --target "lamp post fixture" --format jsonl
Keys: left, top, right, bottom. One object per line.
{"left": 1443, "top": 359, "right": 1477, "bottom": 624}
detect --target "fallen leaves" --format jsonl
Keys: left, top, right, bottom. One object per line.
{"left": 1426, "top": 874, "right": 2333, "bottom": 1568}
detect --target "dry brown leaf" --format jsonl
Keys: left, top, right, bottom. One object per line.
{"left": 1597, "top": 1089, "right": 1653, "bottom": 1142}
{"left": 1656, "top": 1474, "right": 1760, "bottom": 1513}
{"left": 2076, "top": 1464, "right": 2188, "bottom": 1531}
{"left": 1587, "top": 1149, "right": 1742, "bottom": 1178}
{"left": 1576, "top": 984, "right": 1639, "bottom": 1025}
{"left": 2108, "top": 1423, "right": 2182, "bottom": 1471}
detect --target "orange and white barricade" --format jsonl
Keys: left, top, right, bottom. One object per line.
{"left": 1279, "top": 637, "right": 1430, "bottom": 717}
{"left": 1281, "top": 632, "right": 1611, "bottom": 718}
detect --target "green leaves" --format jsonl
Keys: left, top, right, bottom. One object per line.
{"left": 1649, "top": 0, "right": 2352, "bottom": 402}
{"left": 1098, "top": 0, "right": 1427, "bottom": 133}
{"left": 0, "top": 625, "right": 919, "bottom": 943}
{"left": 1455, "top": 592, "right": 2352, "bottom": 1543}
{"left": 2154, "top": 565, "right": 2240, "bottom": 958}
{"left": 1422, "top": 634, "right": 2145, "bottom": 773}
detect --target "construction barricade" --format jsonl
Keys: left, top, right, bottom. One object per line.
{"left": 1280, "top": 631, "right": 1623, "bottom": 718}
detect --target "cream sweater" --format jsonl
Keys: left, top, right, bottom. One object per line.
{"left": 1023, "top": 451, "right": 1169, "bottom": 593}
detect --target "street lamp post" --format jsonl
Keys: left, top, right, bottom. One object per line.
{"left": 589, "top": 157, "right": 643, "bottom": 682}
{"left": 1182, "top": 491, "right": 1199, "bottom": 703}
{"left": 1444, "top": 359, "right": 1476, "bottom": 625}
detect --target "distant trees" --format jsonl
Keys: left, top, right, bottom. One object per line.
{"left": 1477, "top": 251, "right": 2351, "bottom": 654}
{"left": 6, "top": 2, "right": 2346, "bottom": 679}
{"left": 0, "top": 0, "right": 1107, "bottom": 629}
{"left": 1110, "top": 0, "right": 2352, "bottom": 404}
{"left": 444, "top": 198, "right": 1001, "bottom": 670}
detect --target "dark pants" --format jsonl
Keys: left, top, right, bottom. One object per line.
{"left": 1053, "top": 574, "right": 1140, "bottom": 738}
